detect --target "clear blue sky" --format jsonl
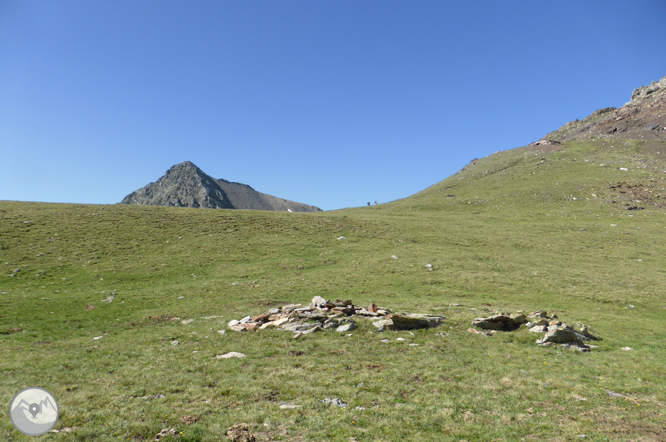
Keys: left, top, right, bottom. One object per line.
{"left": 2, "top": 1, "right": 665, "bottom": 210}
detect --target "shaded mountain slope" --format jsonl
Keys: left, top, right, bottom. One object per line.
{"left": 120, "top": 161, "right": 321, "bottom": 212}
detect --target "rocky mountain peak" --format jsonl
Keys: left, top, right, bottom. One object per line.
{"left": 120, "top": 161, "right": 322, "bottom": 212}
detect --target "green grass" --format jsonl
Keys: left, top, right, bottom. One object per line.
{"left": 1, "top": 138, "right": 666, "bottom": 441}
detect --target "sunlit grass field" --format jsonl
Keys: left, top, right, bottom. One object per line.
{"left": 2, "top": 139, "right": 665, "bottom": 441}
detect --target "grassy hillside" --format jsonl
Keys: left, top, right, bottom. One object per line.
{"left": 1, "top": 138, "right": 666, "bottom": 441}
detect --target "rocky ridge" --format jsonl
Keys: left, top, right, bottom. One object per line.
{"left": 121, "top": 161, "right": 321, "bottom": 212}
{"left": 537, "top": 75, "right": 666, "bottom": 144}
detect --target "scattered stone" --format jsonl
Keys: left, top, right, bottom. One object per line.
{"left": 620, "top": 347, "right": 633, "bottom": 351}
{"left": 171, "top": 340, "right": 179, "bottom": 345}
{"left": 391, "top": 255, "right": 398, "bottom": 259}
{"left": 408, "top": 343, "right": 419, "bottom": 347}
{"left": 321, "top": 397, "right": 348, "bottom": 407}
{"left": 218, "top": 330, "right": 226, "bottom": 335}
{"left": 396, "top": 337, "right": 406, "bottom": 341}
{"left": 226, "top": 297, "right": 444, "bottom": 336}
{"left": 226, "top": 423, "right": 256, "bottom": 442}
{"left": 425, "top": 263, "right": 432, "bottom": 268}
{"left": 178, "top": 296, "right": 185, "bottom": 300}
{"left": 181, "top": 319, "right": 195, "bottom": 325}
{"left": 278, "top": 403, "right": 302, "bottom": 409}
{"left": 380, "top": 339, "right": 391, "bottom": 343}
{"left": 155, "top": 428, "right": 178, "bottom": 441}
{"left": 471, "top": 310, "right": 602, "bottom": 351}
{"left": 216, "top": 352, "right": 246, "bottom": 359}
{"left": 101, "top": 294, "right": 115, "bottom": 303}
{"left": 337, "top": 236, "right": 346, "bottom": 240}
{"left": 92, "top": 336, "right": 104, "bottom": 341}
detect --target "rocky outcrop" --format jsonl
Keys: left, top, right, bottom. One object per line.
{"left": 227, "top": 297, "right": 445, "bottom": 335}
{"left": 120, "top": 161, "right": 321, "bottom": 212}
{"left": 544, "top": 75, "right": 666, "bottom": 143}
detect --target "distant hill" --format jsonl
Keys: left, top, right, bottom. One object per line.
{"left": 120, "top": 161, "right": 322, "bottom": 212}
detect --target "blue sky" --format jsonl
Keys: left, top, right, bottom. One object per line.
{"left": 2, "top": 1, "right": 665, "bottom": 211}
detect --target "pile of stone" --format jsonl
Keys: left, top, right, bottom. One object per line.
{"left": 471, "top": 310, "right": 602, "bottom": 352}
{"left": 227, "top": 296, "right": 445, "bottom": 337}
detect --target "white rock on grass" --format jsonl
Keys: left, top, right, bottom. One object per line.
{"left": 216, "top": 352, "right": 246, "bottom": 359}
{"left": 228, "top": 320, "right": 240, "bottom": 327}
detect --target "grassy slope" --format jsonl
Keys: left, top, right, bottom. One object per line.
{"left": 1, "top": 138, "right": 666, "bottom": 441}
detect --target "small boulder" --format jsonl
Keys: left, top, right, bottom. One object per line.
{"left": 372, "top": 319, "right": 395, "bottom": 332}
{"left": 216, "top": 352, "right": 246, "bottom": 359}
{"left": 336, "top": 322, "right": 358, "bottom": 332}
{"left": 391, "top": 313, "right": 445, "bottom": 330}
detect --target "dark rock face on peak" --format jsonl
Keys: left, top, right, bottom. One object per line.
{"left": 120, "top": 161, "right": 322, "bottom": 212}
{"left": 542, "top": 75, "right": 666, "bottom": 143}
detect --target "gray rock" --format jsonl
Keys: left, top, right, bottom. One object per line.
{"left": 529, "top": 325, "right": 547, "bottom": 333}
{"left": 228, "top": 319, "right": 240, "bottom": 327}
{"left": 239, "top": 316, "right": 252, "bottom": 324}
{"left": 281, "top": 321, "right": 320, "bottom": 332}
{"left": 391, "top": 313, "right": 445, "bottom": 330}
{"left": 303, "top": 325, "right": 322, "bottom": 335}
{"left": 575, "top": 323, "right": 602, "bottom": 341}
{"left": 216, "top": 352, "right": 246, "bottom": 359}
{"left": 335, "top": 322, "right": 358, "bottom": 332}
{"left": 537, "top": 328, "right": 578, "bottom": 344}
{"left": 372, "top": 319, "right": 395, "bottom": 332}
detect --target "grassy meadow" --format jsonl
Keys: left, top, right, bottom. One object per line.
{"left": 1, "top": 138, "right": 666, "bottom": 441}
